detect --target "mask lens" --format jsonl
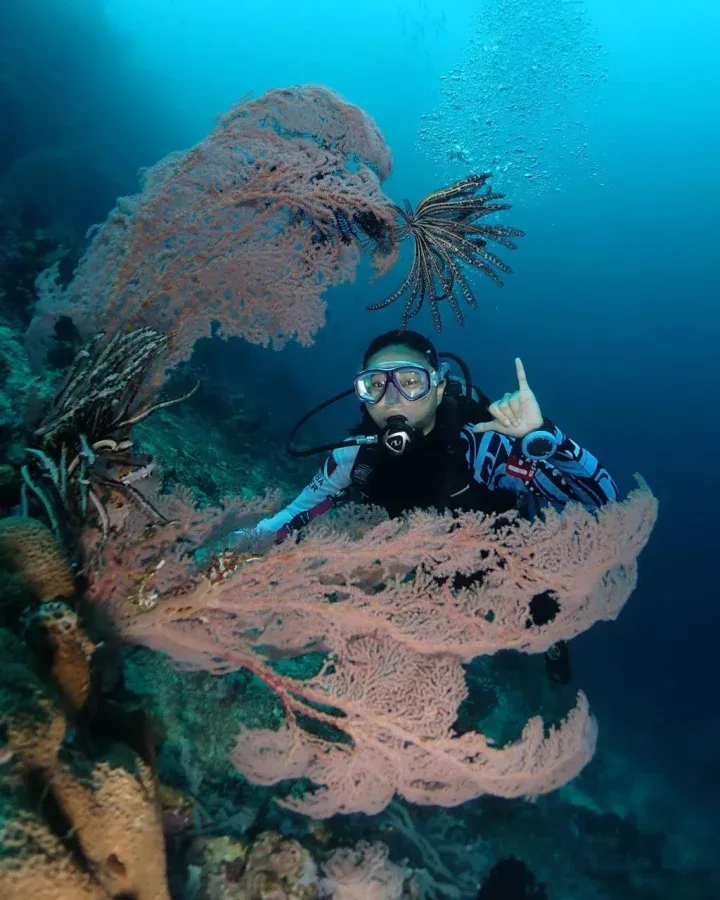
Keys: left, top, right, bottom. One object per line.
{"left": 354, "top": 371, "right": 389, "bottom": 403}
{"left": 394, "top": 366, "right": 430, "bottom": 400}
{"left": 354, "top": 365, "right": 433, "bottom": 404}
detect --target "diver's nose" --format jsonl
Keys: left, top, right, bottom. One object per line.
{"left": 383, "top": 380, "right": 402, "bottom": 406}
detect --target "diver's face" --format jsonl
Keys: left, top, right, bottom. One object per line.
{"left": 362, "top": 345, "right": 445, "bottom": 434}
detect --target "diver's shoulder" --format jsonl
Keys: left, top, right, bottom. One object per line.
{"left": 332, "top": 443, "right": 362, "bottom": 465}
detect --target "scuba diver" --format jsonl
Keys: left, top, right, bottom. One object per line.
{"left": 239, "top": 329, "right": 618, "bottom": 684}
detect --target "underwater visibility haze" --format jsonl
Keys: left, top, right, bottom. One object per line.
{"left": 0, "top": 0, "right": 718, "bottom": 897}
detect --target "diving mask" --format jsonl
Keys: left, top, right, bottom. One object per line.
{"left": 354, "top": 361, "right": 447, "bottom": 404}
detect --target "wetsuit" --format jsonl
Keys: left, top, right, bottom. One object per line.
{"left": 253, "top": 418, "right": 617, "bottom": 541}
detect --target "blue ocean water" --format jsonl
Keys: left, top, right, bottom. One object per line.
{"left": 1, "top": 0, "right": 718, "bottom": 895}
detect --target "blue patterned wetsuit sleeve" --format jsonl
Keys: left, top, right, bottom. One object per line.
{"left": 249, "top": 444, "right": 358, "bottom": 537}
{"left": 463, "top": 421, "right": 618, "bottom": 510}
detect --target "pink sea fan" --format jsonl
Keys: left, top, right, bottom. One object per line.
{"left": 26, "top": 85, "right": 398, "bottom": 374}
{"left": 109, "top": 479, "right": 657, "bottom": 817}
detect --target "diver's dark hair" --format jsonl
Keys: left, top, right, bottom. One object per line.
{"left": 362, "top": 329, "right": 440, "bottom": 369}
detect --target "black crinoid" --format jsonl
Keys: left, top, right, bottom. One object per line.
{"left": 369, "top": 174, "right": 525, "bottom": 331}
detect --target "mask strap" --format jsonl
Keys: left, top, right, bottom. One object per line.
{"left": 436, "top": 361, "right": 451, "bottom": 383}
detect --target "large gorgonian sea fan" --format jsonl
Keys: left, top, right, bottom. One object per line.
{"left": 26, "top": 89, "right": 523, "bottom": 368}
{"left": 369, "top": 174, "right": 525, "bottom": 331}
{"left": 24, "top": 86, "right": 401, "bottom": 377}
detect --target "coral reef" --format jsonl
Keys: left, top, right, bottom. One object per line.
{"left": 0, "top": 515, "right": 75, "bottom": 602}
{"left": 0, "top": 517, "right": 170, "bottom": 898}
{"left": 186, "top": 831, "right": 412, "bottom": 900}
{"left": 1, "top": 70, "right": 713, "bottom": 900}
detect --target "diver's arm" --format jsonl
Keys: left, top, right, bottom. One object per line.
{"left": 245, "top": 445, "right": 358, "bottom": 541}
{"left": 466, "top": 422, "right": 618, "bottom": 510}
{"left": 466, "top": 359, "right": 616, "bottom": 509}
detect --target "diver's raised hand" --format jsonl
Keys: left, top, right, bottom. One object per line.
{"left": 471, "top": 358, "right": 543, "bottom": 439}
